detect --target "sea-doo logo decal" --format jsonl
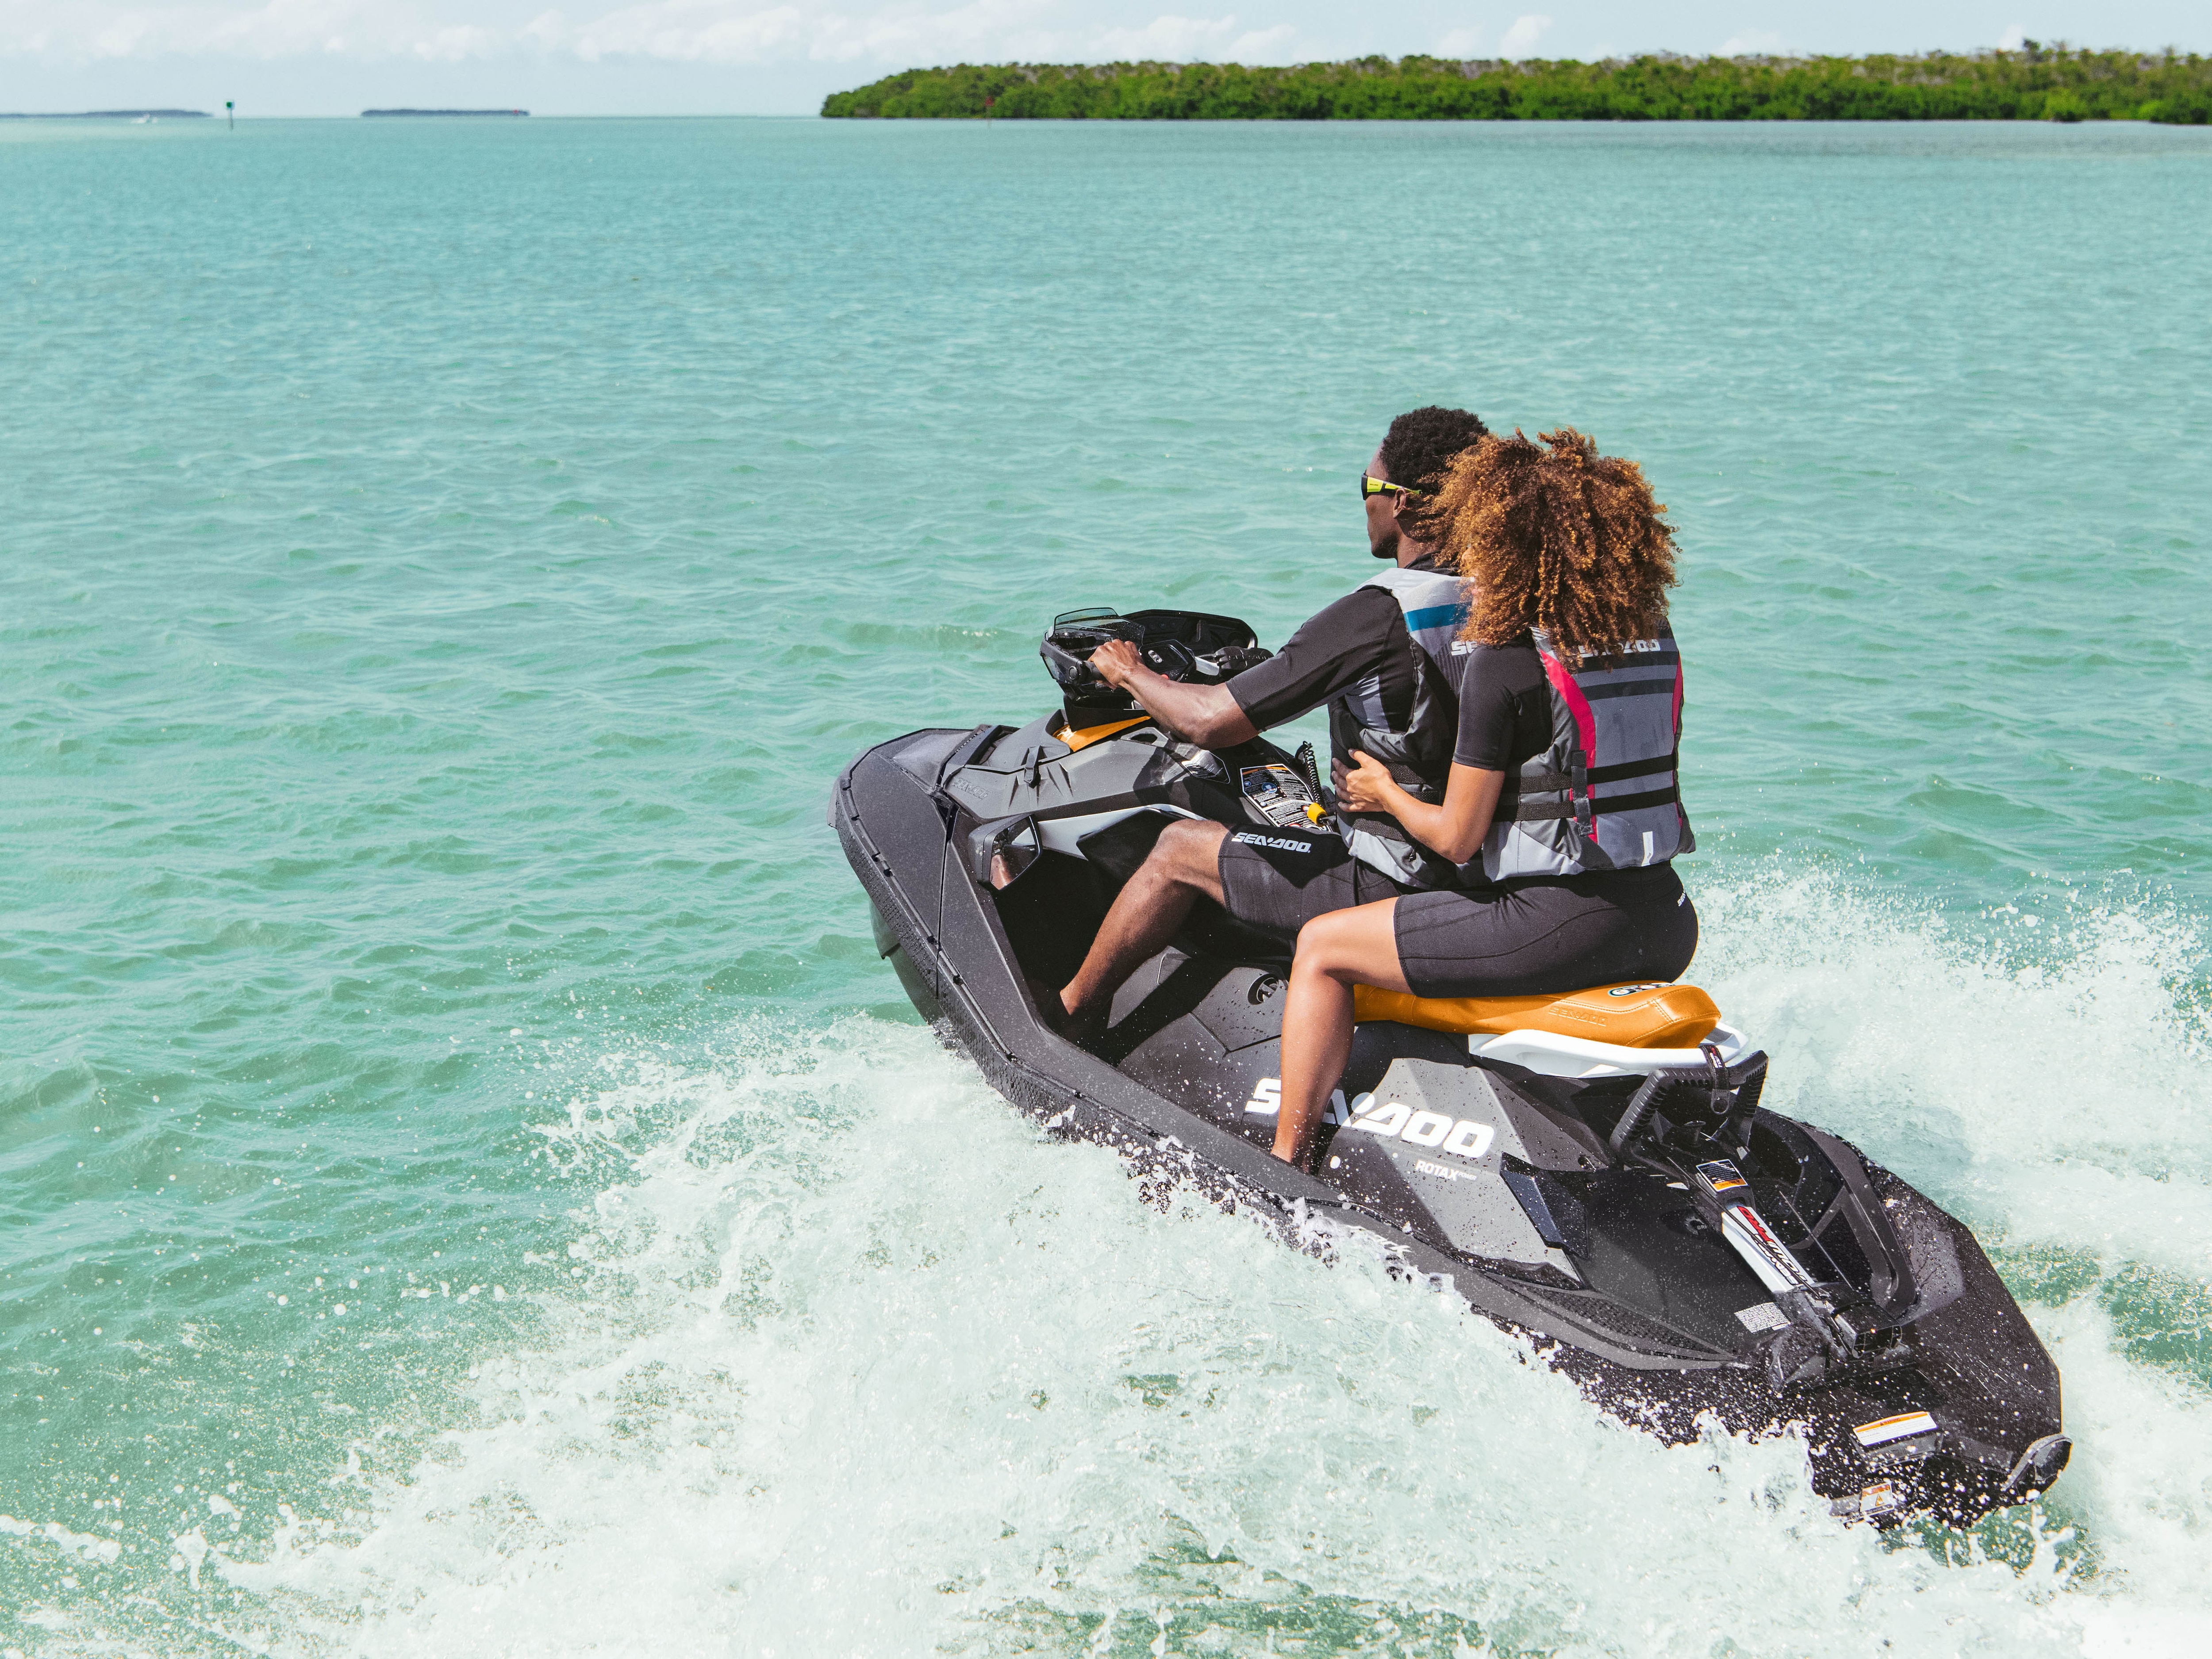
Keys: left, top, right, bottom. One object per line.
{"left": 1248, "top": 974, "right": 1281, "bottom": 1006}
{"left": 1441, "top": 1119, "right": 1494, "bottom": 1158}
{"left": 1349, "top": 1098, "right": 1494, "bottom": 1159}
{"left": 1400, "top": 1109, "right": 1455, "bottom": 1148}
{"left": 1350, "top": 1099, "right": 1409, "bottom": 1137}
{"left": 1241, "top": 1079, "right": 1493, "bottom": 1160}
{"left": 1607, "top": 983, "right": 1666, "bottom": 997}
{"left": 1243, "top": 1082, "right": 1356, "bottom": 1124}
{"left": 1231, "top": 831, "right": 1315, "bottom": 853}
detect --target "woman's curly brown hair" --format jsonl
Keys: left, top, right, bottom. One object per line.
{"left": 1413, "top": 427, "right": 1678, "bottom": 662}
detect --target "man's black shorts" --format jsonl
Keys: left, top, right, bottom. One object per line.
{"left": 1215, "top": 826, "right": 1415, "bottom": 945}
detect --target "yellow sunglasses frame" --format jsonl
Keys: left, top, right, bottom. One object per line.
{"left": 1361, "top": 472, "right": 1422, "bottom": 499}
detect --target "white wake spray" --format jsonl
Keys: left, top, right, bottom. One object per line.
{"left": 215, "top": 878, "right": 2209, "bottom": 1657}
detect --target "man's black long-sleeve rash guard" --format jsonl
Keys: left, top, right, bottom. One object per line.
{"left": 1222, "top": 556, "right": 1446, "bottom": 733}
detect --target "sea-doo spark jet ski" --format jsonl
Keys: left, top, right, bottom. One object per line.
{"left": 831, "top": 606, "right": 2068, "bottom": 1525}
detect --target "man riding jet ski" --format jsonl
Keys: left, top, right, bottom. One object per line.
{"left": 1056, "top": 405, "right": 1492, "bottom": 1048}
{"left": 831, "top": 428, "right": 2068, "bottom": 1527}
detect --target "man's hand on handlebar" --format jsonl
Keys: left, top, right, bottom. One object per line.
{"left": 1087, "top": 638, "right": 1145, "bottom": 689}
{"left": 1084, "top": 637, "right": 1258, "bottom": 749}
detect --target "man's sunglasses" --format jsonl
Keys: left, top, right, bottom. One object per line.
{"left": 1361, "top": 472, "right": 1423, "bottom": 500}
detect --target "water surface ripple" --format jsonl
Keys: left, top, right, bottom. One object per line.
{"left": 2, "top": 116, "right": 2208, "bottom": 1657}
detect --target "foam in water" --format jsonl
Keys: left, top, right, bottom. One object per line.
{"left": 168, "top": 880, "right": 2206, "bottom": 1656}
{"left": 0, "top": 1517, "right": 121, "bottom": 1568}
{"left": 1697, "top": 869, "right": 2211, "bottom": 1275}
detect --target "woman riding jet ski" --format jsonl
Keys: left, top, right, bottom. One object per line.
{"left": 830, "top": 434, "right": 2069, "bottom": 1528}
{"left": 1077, "top": 428, "right": 1700, "bottom": 1175}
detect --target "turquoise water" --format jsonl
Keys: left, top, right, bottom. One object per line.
{"left": 3, "top": 115, "right": 2209, "bottom": 1655}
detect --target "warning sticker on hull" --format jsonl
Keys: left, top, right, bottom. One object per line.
{"left": 1241, "top": 764, "right": 1322, "bottom": 829}
{"left": 1854, "top": 1411, "right": 1939, "bottom": 1450}
{"left": 1735, "top": 1302, "right": 1788, "bottom": 1333}
{"left": 1858, "top": 1480, "right": 1906, "bottom": 1517}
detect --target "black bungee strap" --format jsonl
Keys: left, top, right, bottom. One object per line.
{"left": 1494, "top": 782, "right": 1680, "bottom": 823}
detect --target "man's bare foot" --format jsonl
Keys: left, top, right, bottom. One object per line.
{"left": 1048, "top": 987, "right": 1110, "bottom": 1048}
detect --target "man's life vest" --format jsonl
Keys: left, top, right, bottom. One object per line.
{"left": 1482, "top": 629, "right": 1694, "bottom": 883}
{"left": 1326, "top": 566, "right": 1471, "bottom": 889}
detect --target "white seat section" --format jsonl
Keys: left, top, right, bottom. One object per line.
{"left": 1473, "top": 1022, "right": 1750, "bottom": 1079}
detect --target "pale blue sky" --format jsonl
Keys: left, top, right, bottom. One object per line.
{"left": 4, "top": 2, "right": 2204, "bottom": 117}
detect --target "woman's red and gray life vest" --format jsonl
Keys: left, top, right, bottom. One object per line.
{"left": 1483, "top": 629, "right": 1695, "bottom": 882}
{"left": 1326, "top": 567, "right": 1472, "bottom": 889}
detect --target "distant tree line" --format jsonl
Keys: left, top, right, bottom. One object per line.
{"left": 822, "top": 47, "right": 2212, "bottom": 123}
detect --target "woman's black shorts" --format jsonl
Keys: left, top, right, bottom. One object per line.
{"left": 1391, "top": 863, "right": 1699, "bottom": 998}
{"left": 1218, "top": 826, "right": 1698, "bottom": 998}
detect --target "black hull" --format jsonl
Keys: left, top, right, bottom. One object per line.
{"left": 833, "top": 724, "right": 2067, "bottom": 1525}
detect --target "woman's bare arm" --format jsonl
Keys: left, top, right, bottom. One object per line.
{"left": 1332, "top": 754, "right": 1503, "bottom": 866}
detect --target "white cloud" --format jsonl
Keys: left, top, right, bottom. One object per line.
{"left": 546, "top": 0, "right": 809, "bottom": 64}
{"left": 1435, "top": 26, "right": 1482, "bottom": 58}
{"left": 1998, "top": 24, "right": 2027, "bottom": 50}
{"left": 804, "top": 0, "right": 1058, "bottom": 67}
{"left": 1093, "top": 12, "right": 1238, "bottom": 59}
{"left": 0, "top": 1, "right": 1326, "bottom": 69}
{"left": 14, "top": 1, "right": 515, "bottom": 62}
{"left": 1718, "top": 27, "right": 1786, "bottom": 57}
{"left": 417, "top": 22, "right": 505, "bottom": 58}
{"left": 1225, "top": 21, "right": 1296, "bottom": 62}
{"left": 1497, "top": 13, "right": 1549, "bottom": 59}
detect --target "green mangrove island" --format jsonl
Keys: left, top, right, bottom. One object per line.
{"left": 822, "top": 48, "right": 2212, "bottom": 123}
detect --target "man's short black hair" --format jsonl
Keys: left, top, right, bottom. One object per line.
{"left": 1379, "top": 405, "right": 1490, "bottom": 493}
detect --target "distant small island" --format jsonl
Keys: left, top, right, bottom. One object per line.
{"left": 0, "top": 109, "right": 208, "bottom": 120}
{"left": 823, "top": 48, "right": 2212, "bottom": 123}
{"left": 361, "top": 108, "right": 529, "bottom": 118}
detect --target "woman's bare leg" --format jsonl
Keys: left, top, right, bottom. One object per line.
{"left": 1273, "top": 899, "right": 1411, "bottom": 1166}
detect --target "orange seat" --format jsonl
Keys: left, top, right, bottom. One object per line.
{"left": 1352, "top": 981, "right": 1721, "bottom": 1049}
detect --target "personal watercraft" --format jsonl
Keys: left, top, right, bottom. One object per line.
{"left": 831, "top": 606, "right": 2068, "bottom": 1525}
